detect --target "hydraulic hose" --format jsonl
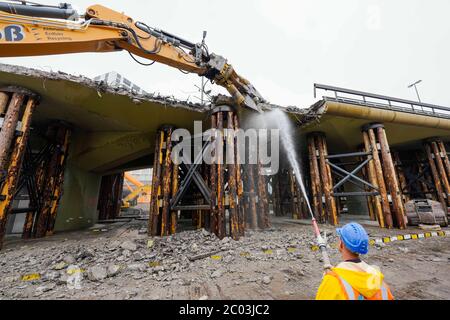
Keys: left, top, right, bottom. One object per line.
{"left": 0, "top": 1, "right": 79, "bottom": 20}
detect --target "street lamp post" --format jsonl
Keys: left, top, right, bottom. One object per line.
{"left": 408, "top": 80, "right": 422, "bottom": 103}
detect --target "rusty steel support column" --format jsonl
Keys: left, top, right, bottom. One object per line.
{"left": 209, "top": 106, "right": 245, "bottom": 238}
{"left": 160, "top": 127, "right": 174, "bottom": 237}
{"left": 363, "top": 126, "right": 393, "bottom": 228}
{"left": 22, "top": 155, "right": 46, "bottom": 239}
{"left": 0, "top": 93, "right": 38, "bottom": 249}
{"left": 424, "top": 140, "right": 448, "bottom": 212}
{"left": 317, "top": 133, "right": 338, "bottom": 225}
{"left": 46, "top": 126, "right": 71, "bottom": 235}
{"left": 209, "top": 113, "right": 218, "bottom": 234}
{"left": 256, "top": 162, "right": 270, "bottom": 229}
{"left": 98, "top": 175, "right": 114, "bottom": 221}
{"left": 415, "top": 151, "right": 433, "bottom": 200}
{"left": 227, "top": 111, "right": 239, "bottom": 240}
{"left": 288, "top": 169, "right": 305, "bottom": 219}
{"left": 149, "top": 130, "right": 164, "bottom": 236}
{"left": 233, "top": 114, "right": 245, "bottom": 237}
{"left": 245, "top": 164, "right": 258, "bottom": 229}
{"left": 308, "top": 136, "right": 324, "bottom": 222}
{"left": 216, "top": 112, "right": 226, "bottom": 239}
{"left": 272, "top": 173, "right": 282, "bottom": 217}
{"left": 149, "top": 126, "right": 175, "bottom": 237}
{"left": 430, "top": 140, "right": 450, "bottom": 206}
{"left": 35, "top": 124, "right": 72, "bottom": 238}
{"left": 361, "top": 136, "right": 384, "bottom": 227}
{"left": 308, "top": 133, "right": 337, "bottom": 225}
{"left": 393, "top": 151, "right": 411, "bottom": 204}
{"left": 288, "top": 170, "right": 298, "bottom": 219}
{"left": 0, "top": 93, "right": 24, "bottom": 172}
{"left": 376, "top": 125, "right": 406, "bottom": 229}
{"left": 0, "top": 92, "right": 8, "bottom": 114}
{"left": 170, "top": 159, "right": 179, "bottom": 235}
{"left": 438, "top": 140, "right": 450, "bottom": 181}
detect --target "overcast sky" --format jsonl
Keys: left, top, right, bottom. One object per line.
{"left": 2, "top": 0, "right": 450, "bottom": 108}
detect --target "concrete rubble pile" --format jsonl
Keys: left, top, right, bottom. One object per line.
{"left": 0, "top": 221, "right": 340, "bottom": 299}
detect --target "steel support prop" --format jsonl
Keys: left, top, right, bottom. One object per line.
{"left": 414, "top": 151, "right": 434, "bottom": 200}
{"left": 0, "top": 92, "right": 8, "bottom": 115}
{"left": 307, "top": 133, "right": 338, "bottom": 225}
{"left": 45, "top": 125, "right": 71, "bottom": 235}
{"left": 0, "top": 93, "right": 25, "bottom": 172}
{"left": 424, "top": 138, "right": 450, "bottom": 212}
{"left": 34, "top": 124, "right": 72, "bottom": 238}
{"left": 234, "top": 114, "right": 245, "bottom": 237}
{"left": 393, "top": 151, "right": 411, "bottom": 204}
{"left": 209, "top": 113, "right": 218, "bottom": 234}
{"left": 308, "top": 136, "right": 324, "bottom": 222}
{"left": 256, "top": 162, "right": 270, "bottom": 229}
{"left": 170, "top": 155, "right": 179, "bottom": 235}
{"left": 358, "top": 146, "right": 378, "bottom": 222}
{"left": 272, "top": 174, "right": 283, "bottom": 217}
{"left": 227, "top": 111, "right": 240, "bottom": 239}
{"left": 22, "top": 146, "right": 48, "bottom": 239}
{"left": 244, "top": 164, "right": 258, "bottom": 230}
{"left": 216, "top": 111, "right": 226, "bottom": 239}
{"left": 209, "top": 106, "right": 243, "bottom": 239}
{"left": 0, "top": 91, "right": 38, "bottom": 249}
{"left": 376, "top": 125, "right": 407, "bottom": 229}
{"left": 362, "top": 125, "right": 393, "bottom": 228}
{"left": 149, "top": 126, "right": 176, "bottom": 237}
{"left": 97, "top": 173, "right": 124, "bottom": 222}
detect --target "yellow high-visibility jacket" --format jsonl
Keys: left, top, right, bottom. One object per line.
{"left": 316, "top": 261, "right": 394, "bottom": 300}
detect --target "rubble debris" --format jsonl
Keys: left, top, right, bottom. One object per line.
{"left": 107, "top": 265, "right": 121, "bottom": 278}
{"left": 120, "top": 241, "right": 137, "bottom": 252}
{"left": 87, "top": 266, "right": 108, "bottom": 282}
{"left": 262, "top": 276, "right": 272, "bottom": 285}
{"left": 0, "top": 220, "right": 449, "bottom": 300}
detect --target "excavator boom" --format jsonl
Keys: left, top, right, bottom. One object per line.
{"left": 0, "top": 1, "right": 265, "bottom": 112}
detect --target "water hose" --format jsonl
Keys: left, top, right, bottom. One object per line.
{"left": 311, "top": 217, "right": 333, "bottom": 270}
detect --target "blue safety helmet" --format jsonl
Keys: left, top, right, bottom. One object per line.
{"left": 336, "top": 222, "right": 369, "bottom": 255}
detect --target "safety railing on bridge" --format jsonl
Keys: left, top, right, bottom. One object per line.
{"left": 314, "top": 84, "right": 450, "bottom": 120}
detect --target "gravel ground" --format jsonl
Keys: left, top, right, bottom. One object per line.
{"left": 0, "top": 218, "right": 449, "bottom": 300}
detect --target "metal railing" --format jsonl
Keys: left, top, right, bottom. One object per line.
{"left": 314, "top": 84, "right": 450, "bottom": 120}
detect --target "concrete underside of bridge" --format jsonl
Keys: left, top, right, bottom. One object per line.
{"left": 1, "top": 63, "right": 450, "bottom": 238}
{"left": 297, "top": 100, "right": 450, "bottom": 153}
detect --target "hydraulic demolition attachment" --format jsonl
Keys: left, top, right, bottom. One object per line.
{"left": 0, "top": 0, "right": 265, "bottom": 112}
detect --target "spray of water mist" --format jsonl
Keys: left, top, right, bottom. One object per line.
{"left": 263, "top": 109, "right": 315, "bottom": 218}
{"left": 246, "top": 108, "right": 331, "bottom": 269}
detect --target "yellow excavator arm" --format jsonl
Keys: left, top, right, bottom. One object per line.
{"left": 122, "top": 185, "right": 151, "bottom": 209}
{"left": 122, "top": 173, "right": 151, "bottom": 209}
{"left": 0, "top": 1, "right": 265, "bottom": 112}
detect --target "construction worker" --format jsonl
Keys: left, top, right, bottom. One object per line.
{"left": 316, "top": 222, "right": 394, "bottom": 300}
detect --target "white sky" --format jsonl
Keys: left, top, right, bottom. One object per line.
{"left": 2, "top": 0, "right": 450, "bottom": 108}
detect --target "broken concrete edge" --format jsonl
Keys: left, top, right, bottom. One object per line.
{"left": 0, "top": 63, "right": 308, "bottom": 117}
{"left": 0, "top": 63, "right": 209, "bottom": 113}
{"left": 285, "top": 100, "right": 325, "bottom": 128}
